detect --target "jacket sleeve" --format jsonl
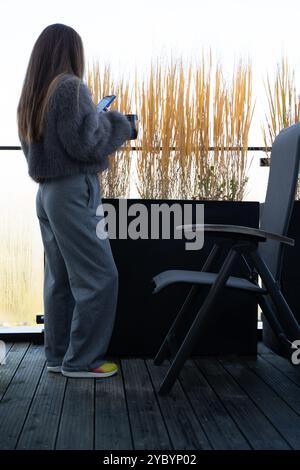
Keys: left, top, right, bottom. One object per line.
{"left": 53, "top": 76, "right": 132, "bottom": 163}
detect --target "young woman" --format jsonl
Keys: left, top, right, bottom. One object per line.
{"left": 17, "top": 23, "right": 132, "bottom": 378}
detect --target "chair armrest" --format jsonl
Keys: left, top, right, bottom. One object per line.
{"left": 176, "top": 224, "right": 295, "bottom": 246}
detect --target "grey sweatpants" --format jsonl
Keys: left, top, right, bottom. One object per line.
{"left": 36, "top": 173, "right": 118, "bottom": 371}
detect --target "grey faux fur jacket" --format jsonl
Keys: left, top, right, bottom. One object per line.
{"left": 19, "top": 73, "right": 132, "bottom": 182}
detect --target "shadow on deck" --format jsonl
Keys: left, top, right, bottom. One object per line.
{"left": 0, "top": 342, "right": 300, "bottom": 450}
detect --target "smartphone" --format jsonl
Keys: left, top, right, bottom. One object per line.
{"left": 96, "top": 95, "right": 117, "bottom": 113}
{"left": 125, "top": 114, "right": 138, "bottom": 139}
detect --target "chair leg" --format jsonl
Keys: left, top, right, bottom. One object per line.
{"left": 154, "top": 284, "right": 200, "bottom": 365}
{"left": 159, "top": 248, "right": 239, "bottom": 395}
{"left": 250, "top": 250, "right": 300, "bottom": 341}
{"left": 154, "top": 244, "right": 221, "bottom": 365}
{"left": 259, "top": 295, "right": 294, "bottom": 353}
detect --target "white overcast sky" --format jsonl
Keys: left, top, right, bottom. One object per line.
{"left": 1, "top": 0, "right": 300, "bottom": 144}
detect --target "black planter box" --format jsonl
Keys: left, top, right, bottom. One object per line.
{"left": 263, "top": 200, "right": 300, "bottom": 353}
{"left": 105, "top": 199, "right": 259, "bottom": 357}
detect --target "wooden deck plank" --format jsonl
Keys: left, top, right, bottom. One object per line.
{"left": 95, "top": 359, "right": 133, "bottom": 450}
{"left": 121, "top": 359, "right": 171, "bottom": 450}
{"left": 0, "top": 343, "right": 30, "bottom": 401}
{"left": 1, "top": 344, "right": 300, "bottom": 451}
{"left": 178, "top": 360, "right": 250, "bottom": 450}
{"left": 55, "top": 378, "right": 94, "bottom": 450}
{"left": 261, "top": 353, "right": 300, "bottom": 388}
{"left": 221, "top": 357, "right": 300, "bottom": 449}
{"left": 145, "top": 359, "right": 211, "bottom": 450}
{"left": 16, "top": 367, "right": 67, "bottom": 450}
{"left": 0, "top": 344, "right": 45, "bottom": 449}
{"left": 257, "top": 342, "right": 275, "bottom": 355}
{"left": 1, "top": 342, "right": 13, "bottom": 360}
{"left": 196, "top": 358, "right": 290, "bottom": 450}
{"left": 247, "top": 356, "right": 300, "bottom": 411}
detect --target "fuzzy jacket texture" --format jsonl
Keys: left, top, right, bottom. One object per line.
{"left": 19, "top": 73, "right": 132, "bottom": 183}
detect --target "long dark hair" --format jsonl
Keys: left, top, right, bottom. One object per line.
{"left": 17, "top": 23, "right": 85, "bottom": 143}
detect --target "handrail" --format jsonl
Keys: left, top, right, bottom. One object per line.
{"left": 0, "top": 145, "right": 271, "bottom": 166}
{"left": 0, "top": 145, "right": 272, "bottom": 151}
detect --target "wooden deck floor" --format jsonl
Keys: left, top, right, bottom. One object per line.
{"left": 1, "top": 342, "right": 300, "bottom": 450}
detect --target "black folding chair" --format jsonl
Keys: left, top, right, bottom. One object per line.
{"left": 152, "top": 123, "right": 300, "bottom": 395}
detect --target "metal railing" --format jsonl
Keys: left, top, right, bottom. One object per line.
{"left": 0, "top": 145, "right": 272, "bottom": 165}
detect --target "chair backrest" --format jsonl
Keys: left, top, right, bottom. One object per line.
{"left": 259, "top": 123, "right": 300, "bottom": 280}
